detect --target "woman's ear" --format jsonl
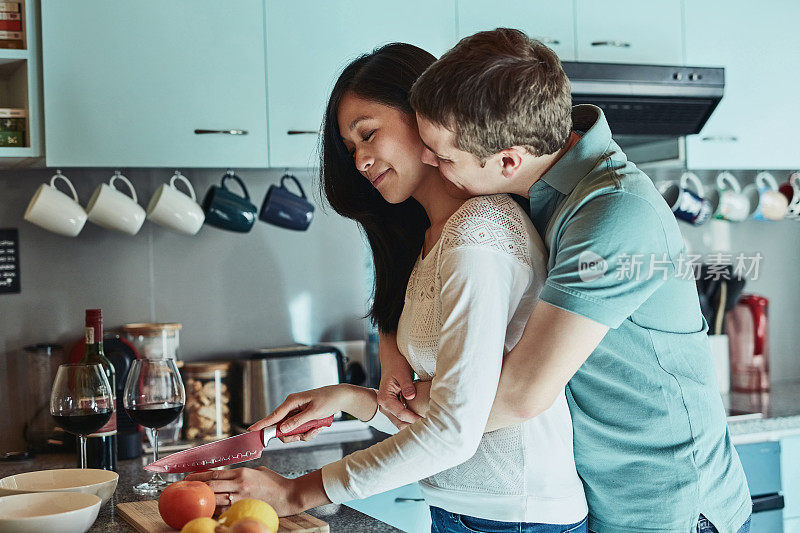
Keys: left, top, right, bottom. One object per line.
{"left": 499, "top": 147, "right": 525, "bottom": 179}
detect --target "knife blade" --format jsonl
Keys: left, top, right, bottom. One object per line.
{"left": 144, "top": 415, "right": 334, "bottom": 473}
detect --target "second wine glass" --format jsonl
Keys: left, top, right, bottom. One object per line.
{"left": 123, "top": 358, "right": 185, "bottom": 494}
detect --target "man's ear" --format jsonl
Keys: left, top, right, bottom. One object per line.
{"left": 498, "top": 147, "right": 525, "bottom": 179}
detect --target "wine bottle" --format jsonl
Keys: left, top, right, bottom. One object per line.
{"left": 79, "top": 309, "right": 118, "bottom": 471}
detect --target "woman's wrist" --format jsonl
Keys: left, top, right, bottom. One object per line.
{"left": 286, "top": 469, "right": 330, "bottom": 513}
{"left": 338, "top": 384, "right": 378, "bottom": 422}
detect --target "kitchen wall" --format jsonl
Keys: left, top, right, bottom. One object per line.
{"left": 0, "top": 166, "right": 371, "bottom": 451}
{"left": 0, "top": 167, "right": 372, "bottom": 355}
{"left": 646, "top": 167, "right": 800, "bottom": 385}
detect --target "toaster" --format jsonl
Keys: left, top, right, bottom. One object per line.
{"left": 233, "top": 344, "right": 346, "bottom": 427}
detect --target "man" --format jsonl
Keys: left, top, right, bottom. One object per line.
{"left": 378, "top": 28, "right": 751, "bottom": 533}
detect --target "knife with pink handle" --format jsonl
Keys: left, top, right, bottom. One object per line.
{"left": 145, "top": 415, "right": 334, "bottom": 473}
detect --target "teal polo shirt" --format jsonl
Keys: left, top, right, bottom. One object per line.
{"left": 529, "top": 105, "right": 751, "bottom": 533}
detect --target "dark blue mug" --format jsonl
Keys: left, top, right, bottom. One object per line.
{"left": 259, "top": 174, "right": 314, "bottom": 231}
{"left": 201, "top": 171, "right": 257, "bottom": 233}
{"left": 660, "top": 172, "right": 712, "bottom": 226}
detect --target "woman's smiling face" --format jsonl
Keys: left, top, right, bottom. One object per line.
{"left": 337, "top": 92, "right": 430, "bottom": 204}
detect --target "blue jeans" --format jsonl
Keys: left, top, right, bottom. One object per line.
{"left": 430, "top": 506, "right": 588, "bottom": 533}
{"left": 697, "top": 514, "right": 751, "bottom": 533}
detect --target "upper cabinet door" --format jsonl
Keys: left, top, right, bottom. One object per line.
{"left": 41, "top": 0, "right": 268, "bottom": 168}
{"left": 457, "top": 0, "right": 575, "bottom": 61}
{"left": 684, "top": 0, "right": 800, "bottom": 169}
{"left": 265, "top": 0, "right": 457, "bottom": 169}
{"left": 575, "top": 0, "right": 683, "bottom": 65}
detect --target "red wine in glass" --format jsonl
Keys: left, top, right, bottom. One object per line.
{"left": 52, "top": 409, "right": 113, "bottom": 435}
{"left": 50, "top": 363, "right": 114, "bottom": 469}
{"left": 126, "top": 404, "right": 183, "bottom": 429}
{"left": 123, "top": 358, "right": 185, "bottom": 494}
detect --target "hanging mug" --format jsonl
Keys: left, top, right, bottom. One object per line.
{"left": 778, "top": 172, "right": 800, "bottom": 220}
{"left": 708, "top": 172, "right": 750, "bottom": 222}
{"left": 660, "top": 172, "right": 712, "bottom": 226}
{"left": 743, "top": 171, "right": 789, "bottom": 221}
{"left": 86, "top": 171, "right": 146, "bottom": 235}
{"left": 147, "top": 171, "right": 205, "bottom": 235}
{"left": 259, "top": 174, "right": 315, "bottom": 231}
{"left": 23, "top": 170, "right": 87, "bottom": 237}
{"left": 201, "top": 170, "right": 257, "bottom": 233}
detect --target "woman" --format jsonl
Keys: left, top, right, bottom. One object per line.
{"left": 187, "top": 43, "right": 587, "bottom": 533}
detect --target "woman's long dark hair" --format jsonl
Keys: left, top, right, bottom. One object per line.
{"left": 320, "top": 43, "right": 436, "bottom": 333}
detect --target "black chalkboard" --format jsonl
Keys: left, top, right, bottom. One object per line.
{"left": 0, "top": 228, "right": 20, "bottom": 294}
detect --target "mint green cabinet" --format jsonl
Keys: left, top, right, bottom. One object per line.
{"left": 264, "top": 0, "right": 457, "bottom": 168}
{"left": 684, "top": 0, "right": 800, "bottom": 169}
{"left": 41, "top": 0, "right": 268, "bottom": 167}
{"left": 783, "top": 435, "right": 800, "bottom": 531}
{"left": 457, "top": 1, "right": 575, "bottom": 60}
{"left": 575, "top": 0, "right": 682, "bottom": 65}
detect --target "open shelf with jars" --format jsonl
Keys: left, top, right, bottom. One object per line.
{"left": 0, "top": 0, "right": 42, "bottom": 164}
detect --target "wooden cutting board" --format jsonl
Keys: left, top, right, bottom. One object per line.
{"left": 117, "top": 500, "right": 329, "bottom": 533}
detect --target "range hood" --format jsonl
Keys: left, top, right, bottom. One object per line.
{"left": 562, "top": 61, "right": 724, "bottom": 165}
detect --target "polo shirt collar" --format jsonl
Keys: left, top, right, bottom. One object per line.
{"left": 531, "top": 104, "right": 613, "bottom": 196}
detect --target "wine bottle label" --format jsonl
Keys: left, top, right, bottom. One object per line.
{"left": 88, "top": 396, "right": 117, "bottom": 436}
{"left": 85, "top": 326, "right": 94, "bottom": 344}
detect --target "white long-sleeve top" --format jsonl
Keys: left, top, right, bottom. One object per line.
{"left": 322, "top": 195, "right": 587, "bottom": 523}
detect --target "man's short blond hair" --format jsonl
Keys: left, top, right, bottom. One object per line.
{"left": 410, "top": 28, "right": 572, "bottom": 160}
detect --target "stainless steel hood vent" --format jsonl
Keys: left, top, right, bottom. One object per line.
{"left": 562, "top": 62, "right": 725, "bottom": 137}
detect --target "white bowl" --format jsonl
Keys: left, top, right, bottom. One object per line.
{"left": 0, "top": 491, "right": 101, "bottom": 533}
{"left": 0, "top": 469, "right": 118, "bottom": 506}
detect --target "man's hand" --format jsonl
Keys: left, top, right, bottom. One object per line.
{"left": 377, "top": 332, "right": 421, "bottom": 427}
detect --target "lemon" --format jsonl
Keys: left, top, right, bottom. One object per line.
{"left": 180, "top": 516, "right": 219, "bottom": 533}
{"left": 218, "top": 499, "right": 279, "bottom": 533}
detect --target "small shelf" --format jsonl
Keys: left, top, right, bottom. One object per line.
{"left": 0, "top": 49, "right": 28, "bottom": 63}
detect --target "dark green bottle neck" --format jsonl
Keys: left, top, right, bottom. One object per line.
{"left": 81, "top": 342, "right": 115, "bottom": 386}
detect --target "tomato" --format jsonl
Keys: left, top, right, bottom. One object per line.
{"left": 158, "top": 480, "right": 216, "bottom": 530}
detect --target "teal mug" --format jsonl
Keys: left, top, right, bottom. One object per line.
{"left": 201, "top": 170, "right": 257, "bottom": 232}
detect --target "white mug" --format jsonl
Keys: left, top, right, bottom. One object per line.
{"left": 86, "top": 171, "right": 146, "bottom": 235}
{"left": 709, "top": 172, "right": 750, "bottom": 222}
{"left": 743, "top": 171, "right": 789, "bottom": 221}
{"left": 23, "top": 170, "right": 87, "bottom": 237}
{"left": 779, "top": 172, "right": 800, "bottom": 220}
{"left": 146, "top": 171, "right": 205, "bottom": 235}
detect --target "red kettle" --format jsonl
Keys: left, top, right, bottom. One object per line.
{"left": 726, "top": 294, "right": 770, "bottom": 392}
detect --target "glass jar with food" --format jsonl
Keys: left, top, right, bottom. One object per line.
{"left": 121, "top": 323, "right": 182, "bottom": 360}
{"left": 181, "top": 361, "right": 232, "bottom": 440}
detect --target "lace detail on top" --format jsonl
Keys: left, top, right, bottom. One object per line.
{"left": 399, "top": 195, "right": 534, "bottom": 379}
{"left": 440, "top": 194, "right": 532, "bottom": 268}
{"left": 396, "top": 194, "right": 536, "bottom": 493}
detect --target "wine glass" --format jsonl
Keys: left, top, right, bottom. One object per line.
{"left": 123, "top": 359, "right": 185, "bottom": 494}
{"left": 50, "top": 364, "right": 114, "bottom": 469}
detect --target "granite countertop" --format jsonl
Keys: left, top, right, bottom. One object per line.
{"left": 725, "top": 379, "right": 800, "bottom": 444}
{"left": 0, "top": 431, "right": 402, "bottom": 533}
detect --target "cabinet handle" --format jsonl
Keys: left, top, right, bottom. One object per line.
{"left": 539, "top": 37, "right": 561, "bottom": 45}
{"left": 394, "top": 497, "right": 425, "bottom": 503}
{"left": 701, "top": 135, "right": 738, "bottom": 142}
{"left": 194, "top": 129, "right": 248, "bottom": 135}
{"left": 591, "top": 40, "right": 631, "bottom": 48}
{"left": 287, "top": 130, "right": 322, "bottom": 135}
